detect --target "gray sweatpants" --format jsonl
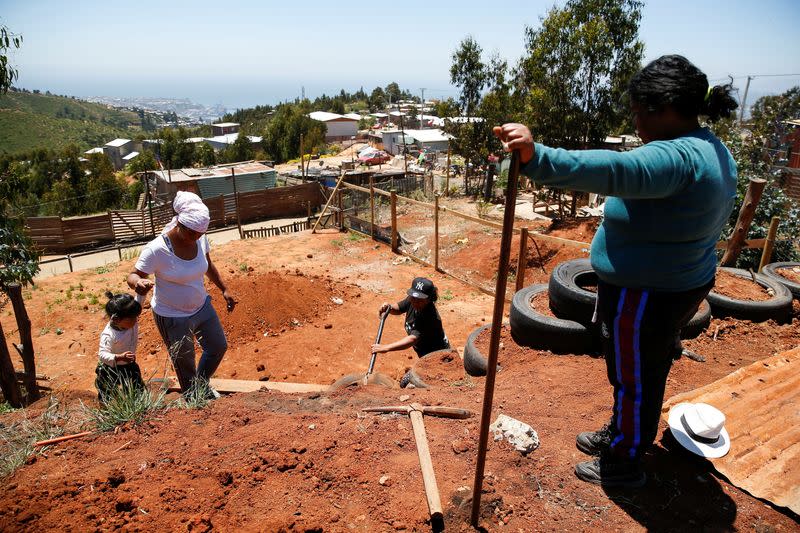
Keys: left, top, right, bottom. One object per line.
{"left": 153, "top": 296, "right": 228, "bottom": 393}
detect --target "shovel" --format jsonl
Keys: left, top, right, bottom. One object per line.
{"left": 329, "top": 309, "right": 395, "bottom": 389}
{"left": 363, "top": 309, "right": 390, "bottom": 384}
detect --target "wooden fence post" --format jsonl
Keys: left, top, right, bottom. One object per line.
{"left": 6, "top": 283, "right": 39, "bottom": 402}
{"left": 67, "top": 255, "right": 73, "bottom": 272}
{"left": 722, "top": 178, "right": 767, "bottom": 266}
{"left": 434, "top": 194, "right": 440, "bottom": 272}
{"left": 391, "top": 191, "right": 398, "bottom": 252}
{"left": 369, "top": 176, "right": 375, "bottom": 239}
{"left": 445, "top": 145, "right": 451, "bottom": 196}
{"left": 758, "top": 216, "right": 781, "bottom": 272}
{"left": 336, "top": 189, "right": 343, "bottom": 230}
{"left": 232, "top": 169, "right": 243, "bottom": 239}
{"left": 515, "top": 227, "right": 529, "bottom": 292}
{"left": 0, "top": 320, "right": 22, "bottom": 408}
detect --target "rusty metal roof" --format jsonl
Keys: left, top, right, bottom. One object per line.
{"left": 663, "top": 346, "right": 800, "bottom": 514}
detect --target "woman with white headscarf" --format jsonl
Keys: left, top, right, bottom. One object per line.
{"left": 127, "top": 191, "right": 236, "bottom": 397}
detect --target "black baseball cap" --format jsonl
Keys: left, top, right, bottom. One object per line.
{"left": 407, "top": 277, "right": 435, "bottom": 299}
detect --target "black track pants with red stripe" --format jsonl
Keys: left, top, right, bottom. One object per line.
{"left": 595, "top": 279, "right": 713, "bottom": 461}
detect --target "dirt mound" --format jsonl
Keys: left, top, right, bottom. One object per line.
{"left": 137, "top": 270, "right": 353, "bottom": 347}
{"left": 714, "top": 269, "right": 771, "bottom": 301}
{"left": 411, "top": 349, "right": 468, "bottom": 387}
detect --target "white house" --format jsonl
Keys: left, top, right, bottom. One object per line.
{"left": 309, "top": 111, "right": 359, "bottom": 141}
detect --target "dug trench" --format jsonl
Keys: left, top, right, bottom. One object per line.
{"left": 1, "top": 230, "right": 799, "bottom": 531}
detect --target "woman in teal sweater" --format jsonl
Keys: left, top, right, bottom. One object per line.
{"left": 495, "top": 55, "right": 738, "bottom": 488}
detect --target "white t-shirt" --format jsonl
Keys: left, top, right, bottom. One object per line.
{"left": 135, "top": 234, "right": 210, "bottom": 317}
{"left": 98, "top": 322, "right": 138, "bottom": 367}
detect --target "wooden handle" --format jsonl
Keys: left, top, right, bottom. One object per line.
{"left": 362, "top": 406, "right": 411, "bottom": 415}
{"left": 34, "top": 431, "right": 92, "bottom": 447}
{"left": 420, "top": 406, "right": 473, "bottom": 419}
{"left": 409, "top": 410, "right": 443, "bottom": 521}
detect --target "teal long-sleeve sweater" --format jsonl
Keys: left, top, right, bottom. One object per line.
{"left": 520, "top": 127, "right": 737, "bottom": 291}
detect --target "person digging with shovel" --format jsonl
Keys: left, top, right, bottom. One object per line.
{"left": 373, "top": 277, "right": 450, "bottom": 359}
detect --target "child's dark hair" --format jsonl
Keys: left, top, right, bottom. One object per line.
{"left": 428, "top": 284, "right": 439, "bottom": 303}
{"left": 628, "top": 55, "right": 738, "bottom": 123}
{"left": 104, "top": 292, "right": 142, "bottom": 320}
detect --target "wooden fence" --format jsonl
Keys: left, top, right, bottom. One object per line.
{"left": 242, "top": 220, "right": 311, "bottom": 239}
{"left": 24, "top": 182, "right": 324, "bottom": 254}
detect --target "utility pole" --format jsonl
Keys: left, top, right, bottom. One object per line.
{"left": 738, "top": 76, "right": 753, "bottom": 126}
{"left": 420, "top": 88, "right": 426, "bottom": 129}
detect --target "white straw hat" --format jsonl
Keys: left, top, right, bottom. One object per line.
{"left": 667, "top": 402, "right": 730, "bottom": 458}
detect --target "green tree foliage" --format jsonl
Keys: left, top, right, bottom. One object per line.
{"left": 219, "top": 134, "right": 255, "bottom": 164}
{"left": 432, "top": 98, "right": 459, "bottom": 119}
{"left": 1, "top": 25, "right": 39, "bottom": 287}
{"left": 125, "top": 150, "right": 158, "bottom": 174}
{"left": 263, "top": 104, "right": 326, "bottom": 163}
{"left": 385, "top": 82, "right": 402, "bottom": 105}
{"left": 0, "top": 23, "right": 22, "bottom": 94}
{"left": 158, "top": 128, "right": 196, "bottom": 169}
{"left": 450, "top": 36, "right": 486, "bottom": 118}
{"left": 517, "top": 0, "right": 644, "bottom": 148}
{"left": 369, "top": 87, "right": 386, "bottom": 111}
{"left": 196, "top": 143, "right": 216, "bottom": 167}
{"left": 713, "top": 87, "right": 800, "bottom": 268}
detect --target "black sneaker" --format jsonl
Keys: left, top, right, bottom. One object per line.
{"left": 574, "top": 453, "right": 646, "bottom": 488}
{"left": 576, "top": 423, "right": 614, "bottom": 456}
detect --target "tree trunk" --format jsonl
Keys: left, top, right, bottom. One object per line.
{"left": 7, "top": 284, "right": 39, "bottom": 402}
{"left": 721, "top": 178, "right": 767, "bottom": 266}
{"left": 0, "top": 320, "right": 23, "bottom": 408}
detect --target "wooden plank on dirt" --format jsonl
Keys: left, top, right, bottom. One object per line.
{"left": 662, "top": 347, "right": 800, "bottom": 514}
{"left": 164, "top": 378, "right": 329, "bottom": 394}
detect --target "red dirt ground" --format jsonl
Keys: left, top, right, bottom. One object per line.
{"left": 773, "top": 265, "right": 800, "bottom": 284}
{"left": 1, "top": 221, "right": 799, "bottom": 532}
{"left": 714, "top": 269, "right": 771, "bottom": 301}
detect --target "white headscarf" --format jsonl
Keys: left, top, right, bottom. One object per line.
{"left": 162, "top": 191, "right": 210, "bottom": 234}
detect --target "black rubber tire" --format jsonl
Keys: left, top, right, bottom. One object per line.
{"left": 399, "top": 369, "right": 428, "bottom": 389}
{"left": 548, "top": 258, "right": 597, "bottom": 325}
{"left": 707, "top": 267, "right": 793, "bottom": 324}
{"left": 463, "top": 325, "right": 492, "bottom": 377}
{"left": 329, "top": 372, "right": 395, "bottom": 390}
{"left": 679, "top": 299, "right": 712, "bottom": 340}
{"left": 761, "top": 262, "right": 800, "bottom": 300}
{"left": 509, "top": 284, "right": 598, "bottom": 354}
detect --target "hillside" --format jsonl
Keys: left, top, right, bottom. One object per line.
{"left": 0, "top": 90, "right": 147, "bottom": 154}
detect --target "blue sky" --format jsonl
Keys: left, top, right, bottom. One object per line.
{"left": 2, "top": 0, "right": 799, "bottom": 109}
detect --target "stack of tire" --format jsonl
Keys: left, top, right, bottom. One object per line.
{"left": 463, "top": 258, "right": 713, "bottom": 376}
{"left": 709, "top": 263, "right": 797, "bottom": 324}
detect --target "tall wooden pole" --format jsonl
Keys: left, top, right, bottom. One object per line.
{"left": 6, "top": 284, "right": 39, "bottom": 402}
{"left": 445, "top": 144, "right": 451, "bottom": 196}
{"left": 758, "top": 216, "right": 780, "bottom": 272}
{"left": 369, "top": 176, "right": 375, "bottom": 239}
{"left": 434, "top": 194, "right": 440, "bottom": 272}
{"left": 515, "top": 227, "right": 529, "bottom": 292}
{"left": 300, "top": 134, "right": 305, "bottom": 181}
{"left": 471, "top": 151, "right": 520, "bottom": 527}
{"left": 390, "top": 191, "right": 398, "bottom": 252}
{"left": 232, "top": 168, "right": 243, "bottom": 239}
{"left": 0, "top": 319, "right": 22, "bottom": 408}
{"left": 721, "top": 177, "right": 767, "bottom": 266}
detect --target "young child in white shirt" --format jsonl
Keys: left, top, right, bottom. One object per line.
{"left": 95, "top": 292, "right": 145, "bottom": 403}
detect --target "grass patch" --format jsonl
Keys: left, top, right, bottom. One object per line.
{"left": 82, "top": 379, "right": 167, "bottom": 432}
{"left": 0, "top": 402, "right": 15, "bottom": 415}
{"left": 120, "top": 247, "right": 140, "bottom": 261}
{"left": 95, "top": 265, "right": 113, "bottom": 275}
{"left": 331, "top": 239, "right": 344, "bottom": 247}
{"left": 174, "top": 378, "right": 216, "bottom": 410}
{"left": 348, "top": 231, "right": 366, "bottom": 242}
{"left": 441, "top": 289, "right": 454, "bottom": 301}
{"left": 0, "top": 397, "right": 73, "bottom": 478}
{"left": 238, "top": 262, "right": 249, "bottom": 272}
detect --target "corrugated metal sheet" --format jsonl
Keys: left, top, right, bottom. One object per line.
{"left": 196, "top": 171, "right": 276, "bottom": 198}
{"left": 662, "top": 347, "right": 800, "bottom": 514}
